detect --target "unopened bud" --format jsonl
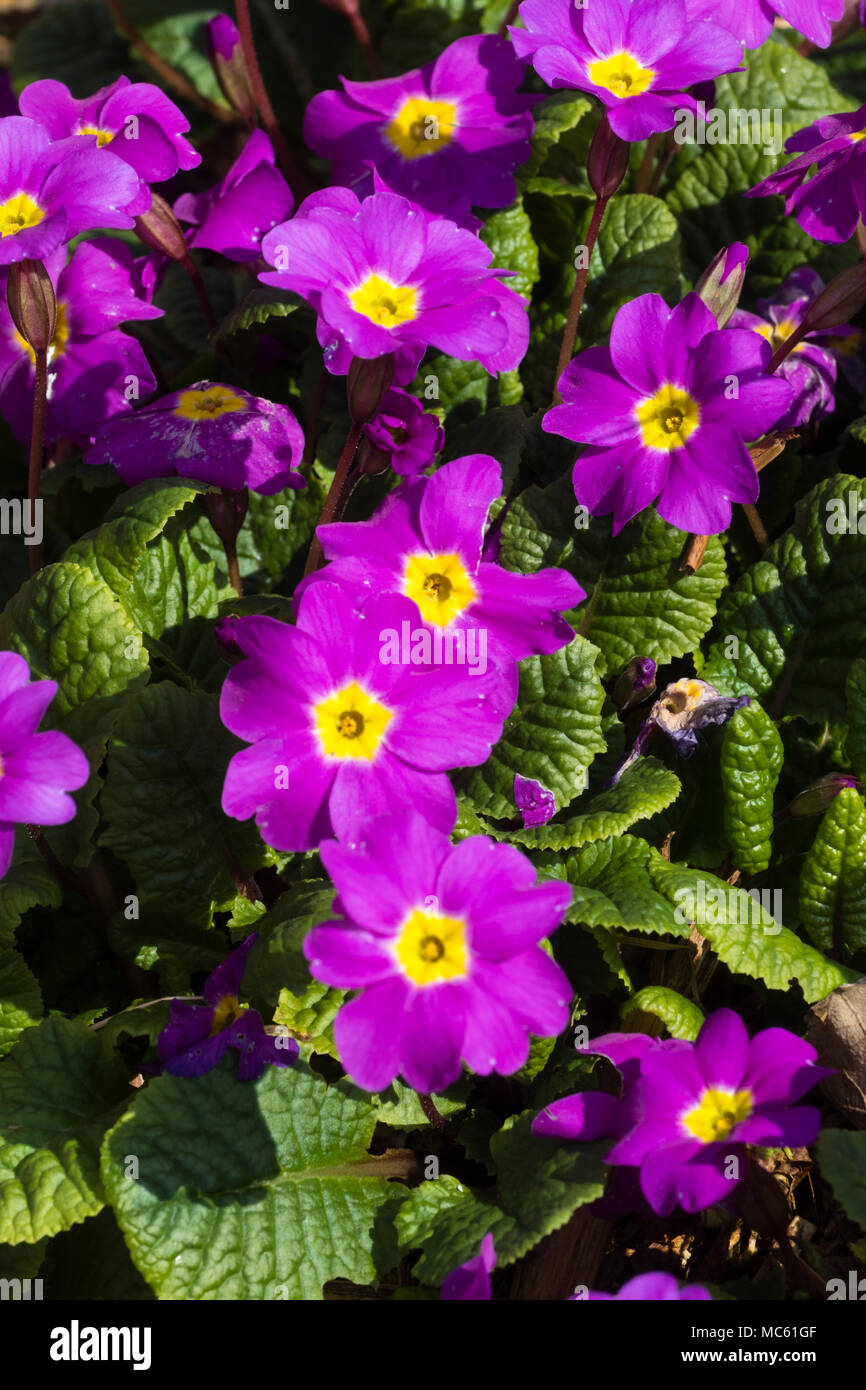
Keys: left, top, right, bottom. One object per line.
{"left": 514, "top": 775, "right": 556, "bottom": 828}
{"left": 587, "top": 116, "right": 630, "bottom": 201}
{"left": 135, "top": 192, "right": 190, "bottom": 264}
{"left": 347, "top": 353, "right": 395, "bottom": 424}
{"left": 803, "top": 261, "right": 866, "bottom": 334}
{"left": 6, "top": 258, "right": 56, "bottom": 354}
{"left": 784, "top": 774, "right": 860, "bottom": 819}
{"left": 207, "top": 15, "right": 256, "bottom": 126}
{"left": 695, "top": 243, "right": 749, "bottom": 328}
{"left": 356, "top": 437, "right": 391, "bottom": 476}
{"left": 202, "top": 485, "right": 249, "bottom": 550}
{"left": 214, "top": 613, "right": 244, "bottom": 665}
{"left": 612, "top": 657, "right": 657, "bottom": 715}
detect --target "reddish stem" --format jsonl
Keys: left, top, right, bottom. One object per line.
{"left": 234, "top": 0, "right": 313, "bottom": 195}
{"left": 303, "top": 420, "right": 363, "bottom": 578}
{"left": 27, "top": 349, "right": 47, "bottom": 575}
{"left": 553, "top": 196, "right": 608, "bottom": 400}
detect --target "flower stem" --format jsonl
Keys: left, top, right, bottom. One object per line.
{"left": 345, "top": 3, "right": 382, "bottom": 79}
{"left": 634, "top": 133, "right": 660, "bottom": 195}
{"left": 767, "top": 322, "right": 809, "bottom": 374}
{"left": 234, "top": 0, "right": 313, "bottom": 195}
{"left": 27, "top": 348, "right": 48, "bottom": 575}
{"left": 180, "top": 254, "right": 220, "bottom": 337}
{"left": 417, "top": 1093, "right": 448, "bottom": 1131}
{"left": 648, "top": 132, "right": 678, "bottom": 197}
{"left": 742, "top": 502, "right": 769, "bottom": 550}
{"left": 498, "top": 0, "right": 521, "bottom": 37}
{"left": 679, "top": 533, "right": 709, "bottom": 574}
{"left": 553, "top": 195, "right": 608, "bottom": 400}
{"left": 105, "top": 0, "right": 236, "bottom": 123}
{"left": 303, "top": 419, "right": 363, "bottom": 578}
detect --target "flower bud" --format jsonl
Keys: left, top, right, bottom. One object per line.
{"left": 695, "top": 243, "right": 749, "bottom": 328}
{"left": 514, "top": 775, "right": 556, "bottom": 828}
{"left": 134, "top": 192, "right": 190, "bottom": 264}
{"left": 784, "top": 774, "right": 860, "bottom": 819}
{"left": 214, "top": 613, "right": 244, "bottom": 665}
{"left": 802, "top": 261, "right": 866, "bottom": 334}
{"left": 347, "top": 353, "right": 395, "bottom": 424}
{"left": 587, "top": 116, "right": 630, "bottom": 201}
{"left": 6, "top": 258, "right": 56, "bottom": 355}
{"left": 202, "top": 486, "right": 249, "bottom": 550}
{"left": 612, "top": 656, "right": 657, "bottom": 715}
{"left": 207, "top": 15, "right": 256, "bottom": 126}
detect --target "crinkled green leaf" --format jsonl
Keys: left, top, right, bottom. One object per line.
{"left": 0, "top": 843, "right": 61, "bottom": 945}
{"left": 845, "top": 659, "right": 866, "bottom": 781}
{"left": 508, "top": 758, "right": 681, "bottom": 851}
{"left": 621, "top": 986, "right": 704, "bottom": 1041}
{"left": 799, "top": 788, "right": 866, "bottom": 956}
{"left": 582, "top": 194, "right": 683, "bottom": 343}
{"left": 481, "top": 197, "right": 539, "bottom": 302}
{"left": 557, "top": 836, "right": 691, "bottom": 938}
{"left": 0, "top": 950, "right": 42, "bottom": 1059}
{"left": 63, "top": 479, "right": 209, "bottom": 600}
{"left": 721, "top": 703, "right": 784, "bottom": 874}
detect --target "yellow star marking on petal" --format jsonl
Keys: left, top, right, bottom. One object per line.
{"left": 349, "top": 273, "right": 418, "bottom": 329}
{"left": 395, "top": 906, "right": 468, "bottom": 985}
{"left": 15, "top": 301, "right": 70, "bottom": 367}
{"left": 209, "top": 994, "right": 247, "bottom": 1035}
{"left": 403, "top": 552, "right": 477, "bottom": 628}
{"left": 683, "top": 1087, "right": 752, "bottom": 1143}
{"left": 636, "top": 383, "right": 701, "bottom": 452}
{"left": 386, "top": 97, "right": 457, "bottom": 159}
{"left": 587, "top": 52, "right": 656, "bottom": 99}
{"left": 849, "top": 130, "right": 866, "bottom": 143}
{"left": 0, "top": 192, "right": 45, "bottom": 239}
{"left": 824, "top": 330, "right": 861, "bottom": 357}
{"left": 174, "top": 385, "right": 246, "bottom": 420}
{"left": 754, "top": 317, "right": 804, "bottom": 355}
{"left": 76, "top": 125, "right": 116, "bottom": 147}
{"left": 314, "top": 681, "right": 393, "bottom": 760}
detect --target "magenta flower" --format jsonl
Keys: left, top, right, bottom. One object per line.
{"left": 174, "top": 129, "right": 293, "bottom": 264}
{"left": 685, "top": 0, "right": 844, "bottom": 48}
{"left": 19, "top": 76, "right": 201, "bottom": 195}
{"left": 361, "top": 387, "right": 443, "bottom": 476}
{"left": 729, "top": 268, "right": 855, "bottom": 430}
{"left": 605, "top": 1009, "right": 832, "bottom": 1215}
{"left": 510, "top": 0, "right": 743, "bottom": 142}
{"left": 259, "top": 186, "right": 529, "bottom": 378}
{"left": 543, "top": 291, "right": 795, "bottom": 535}
{"left": 514, "top": 775, "right": 556, "bottom": 828}
{"left": 304, "top": 35, "right": 536, "bottom": 217}
{"left": 0, "top": 651, "right": 89, "bottom": 878}
{"left": 85, "top": 382, "right": 305, "bottom": 495}
{"left": 573, "top": 1272, "right": 711, "bottom": 1301}
{"left": 220, "top": 582, "right": 509, "bottom": 853}
{"left": 0, "top": 116, "right": 142, "bottom": 264}
{"left": 746, "top": 104, "right": 866, "bottom": 244}
{"left": 0, "top": 238, "right": 160, "bottom": 448}
{"left": 157, "top": 934, "right": 299, "bottom": 1081}
{"left": 303, "top": 811, "right": 573, "bottom": 1092}
{"left": 312, "top": 454, "right": 583, "bottom": 709}
{"left": 442, "top": 1234, "right": 496, "bottom": 1300}
{"left": 533, "top": 1031, "right": 686, "bottom": 1144}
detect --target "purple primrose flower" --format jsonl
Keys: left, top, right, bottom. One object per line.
{"left": 85, "top": 382, "right": 306, "bottom": 495}
{"left": 157, "top": 933, "right": 299, "bottom": 1081}
{"left": 175, "top": 129, "right": 293, "bottom": 264}
{"left": 361, "top": 387, "right": 444, "bottom": 476}
{"left": 544, "top": 291, "right": 795, "bottom": 535}
{"left": 0, "top": 651, "right": 89, "bottom": 878}
{"left": 685, "top": 0, "right": 845, "bottom": 49}
{"left": 573, "top": 1272, "right": 711, "bottom": 1301}
{"left": 442, "top": 1234, "right": 496, "bottom": 1300}
{"left": 303, "top": 811, "right": 573, "bottom": 1092}
{"left": 746, "top": 104, "right": 866, "bottom": 245}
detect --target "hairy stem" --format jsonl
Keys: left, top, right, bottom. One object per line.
{"left": 234, "top": 0, "right": 313, "bottom": 194}
{"left": 553, "top": 196, "right": 608, "bottom": 400}
{"left": 27, "top": 349, "right": 48, "bottom": 575}
{"left": 303, "top": 419, "right": 363, "bottom": 577}
{"left": 106, "top": 0, "right": 236, "bottom": 123}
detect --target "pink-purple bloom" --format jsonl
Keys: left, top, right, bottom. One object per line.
{"left": 174, "top": 129, "right": 293, "bottom": 264}
{"left": 0, "top": 651, "right": 89, "bottom": 878}
{"left": 220, "top": 582, "right": 509, "bottom": 852}
{"left": 0, "top": 239, "right": 160, "bottom": 448}
{"left": 360, "top": 387, "right": 443, "bottom": 476}
{"left": 85, "top": 382, "right": 305, "bottom": 495}
{"left": 544, "top": 291, "right": 795, "bottom": 535}
{"left": 746, "top": 104, "right": 866, "bottom": 245}
{"left": 573, "top": 1272, "right": 711, "bottom": 1301}
{"left": 19, "top": 76, "right": 201, "bottom": 200}
{"left": 686, "top": 0, "right": 844, "bottom": 48}
{"left": 514, "top": 774, "right": 556, "bottom": 828}
{"left": 303, "top": 35, "right": 536, "bottom": 218}
{"left": 156, "top": 933, "right": 299, "bottom": 1080}
{"left": 442, "top": 1234, "right": 496, "bottom": 1300}
{"left": 259, "top": 186, "right": 529, "bottom": 378}
{"left": 303, "top": 811, "right": 573, "bottom": 1092}
{"left": 311, "top": 454, "right": 583, "bottom": 709}
{"left": 0, "top": 115, "right": 142, "bottom": 264}
{"left": 510, "top": 0, "right": 743, "bottom": 143}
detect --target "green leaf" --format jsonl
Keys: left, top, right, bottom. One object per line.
{"left": 217, "top": 287, "right": 302, "bottom": 340}
{"left": 648, "top": 859, "right": 850, "bottom": 1003}
{"left": 500, "top": 477, "right": 726, "bottom": 677}
{"left": 0, "top": 1018, "right": 130, "bottom": 1244}
{"left": 721, "top": 703, "right": 784, "bottom": 874}
{"left": 558, "top": 836, "right": 691, "bottom": 938}
{"left": 43, "top": 1208, "right": 154, "bottom": 1301}
{"left": 101, "top": 1060, "right": 411, "bottom": 1300}
{"left": 481, "top": 198, "right": 539, "bottom": 301}
{"left": 817, "top": 1131, "right": 866, "bottom": 1232}
{"left": 125, "top": 2, "right": 229, "bottom": 111}
{"left": 582, "top": 194, "right": 683, "bottom": 343}
{"left": 441, "top": 405, "right": 528, "bottom": 497}
{"left": 63, "top": 479, "right": 209, "bottom": 600}
{"left": 845, "top": 659, "right": 866, "bottom": 780}
{"left": 99, "top": 684, "right": 271, "bottom": 927}
{"left": 464, "top": 636, "right": 606, "bottom": 819}
{"left": 799, "top": 788, "right": 866, "bottom": 956}
{"left": 621, "top": 986, "right": 704, "bottom": 1041}
{"left": 0, "top": 950, "right": 42, "bottom": 1059}
{"left": 0, "top": 843, "right": 61, "bottom": 945}
{"left": 396, "top": 1116, "right": 606, "bottom": 1282}
{"left": 518, "top": 91, "right": 594, "bottom": 182}
{"left": 703, "top": 476, "right": 866, "bottom": 723}
{"left": 13, "top": 0, "right": 133, "bottom": 96}
{"left": 508, "top": 758, "right": 681, "bottom": 851}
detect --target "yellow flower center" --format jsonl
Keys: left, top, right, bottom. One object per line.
{"left": 636, "top": 384, "right": 701, "bottom": 452}
{"left": 174, "top": 385, "right": 246, "bottom": 420}
{"left": 77, "top": 125, "right": 116, "bottom": 147}
{"left": 661, "top": 678, "right": 706, "bottom": 716}
{"left": 0, "top": 192, "right": 45, "bottom": 239}
{"left": 349, "top": 273, "right": 418, "bottom": 329}
{"left": 209, "top": 994, "right": 247, "bottom": 1035}
{"left": 15, "top": 301, "right": 70, "bottom": 366}
{"left": 755, "top": 318, "right": 803, "bottom": 355}
{"left": 825, "top": 329, "right": 861, "bottom": 357}
{"left": 404, "top": 553, "right": 476, "bottom": 628}
{"left": 314, "top": 680, "right": 393, "bottom": 760}
{"left": 395, "top": 907, "right": 468, "bottom": 986}
{"left": 683, "top": 1088, "right": 752, "bottom": 1143}
{"left": 849, "top": 130, "right": 866, "bottom": 143}
{"left": 587, "top": 52, "right": 656, "bottom": 99}
{"left": 386, "top": 96, "right": 457, "bottom": 159}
